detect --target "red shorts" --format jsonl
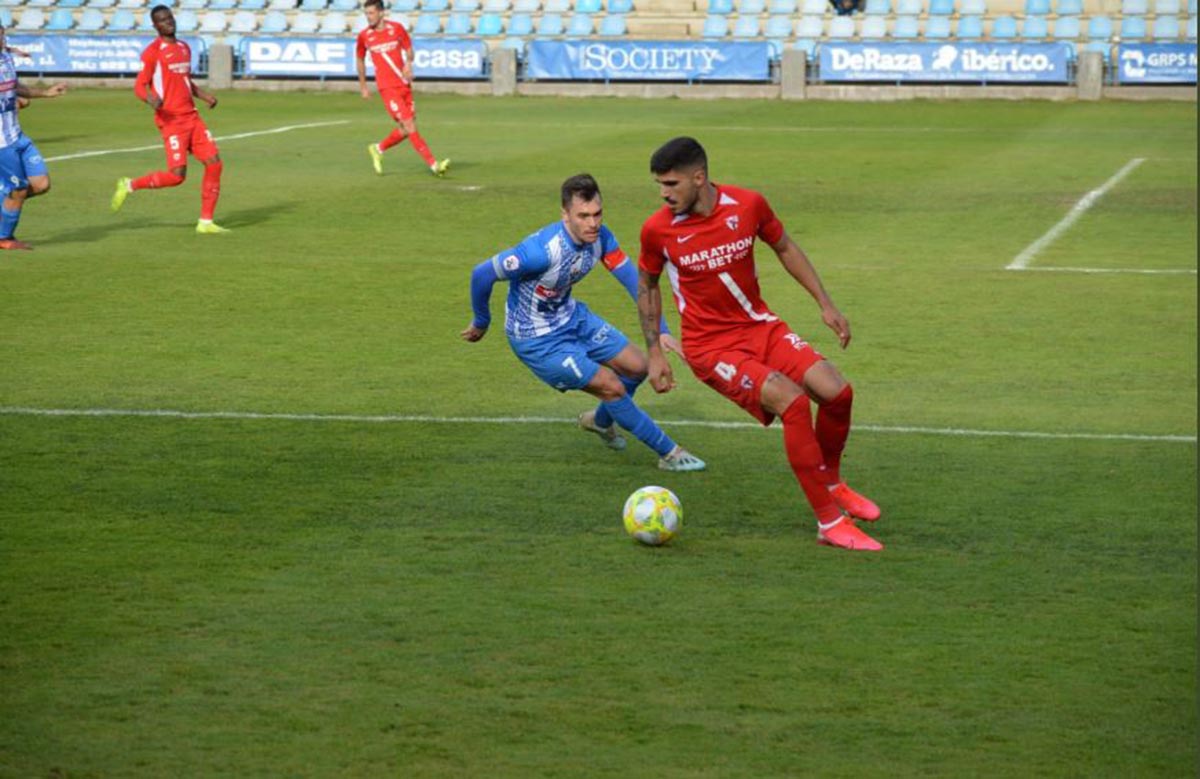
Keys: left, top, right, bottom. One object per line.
{"left": 157, "top": 114, "right": 218, "bottom": 168}
{"left": 686, "top": 319, "right": 824, "bottom": 426}
{"left": 380, "top": 86, "right": 415, "bottom": 122}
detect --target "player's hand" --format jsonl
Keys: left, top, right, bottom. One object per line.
{"left": 45, "top": 82, "right": 67, "bottom": 98}
{"left": 147, "top": 94, "right": 163, "bottom": 110}
{"left": 821, "top": 304, "right": 851, "bottom": 349}
{"left": 402, "top": 68, "right": 413, "bottom": 84}
{"left": 648, "top": 349, "right": 676, "bottom": 394}
{"left": 659, "top": 333, "right": 685, "bottom": 360}
{"left": 460, "top": 324, "right": 488, "bottom": 342}
{"left": 204, "top": 94, "right": 218, "bottom": 109}
{"left": 360, "top": 87, "right": 371, "bottom": 100}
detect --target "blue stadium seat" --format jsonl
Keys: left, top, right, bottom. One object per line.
{"left": 957, "top": 14, "right": 982, "bottom": 37}
{"left": 45, "top": 8, "right": 74, "bottom": 30}
{"left": 483, "top": 0, "right": 510, "bottom": 9}
{"left": 892, "top": 14, "right": 919, "bottom": 37}
{"left": 764, "top": 14, "right": 792, "bottom": 37}
{"left": 513, "top": 0, "right": 541, "bottom": 10}
{"left": 702, "top": 13, "right": 728, "bottom": 36}
{"left": 138, "top": 9, "right": 156, "bottom": 31}
{"left": 791, "top": 38, "right": 817, "bottom": 61}
{"left": 738, "top": 0, "right": 766, "bottom": 13}
{"left": 1187, "top": 14, "right": 1197, "bottom": 39}
{"left": 477, "top": 12, "right": 504, "bottom": 33}
{"left": 259, "top": 9, "right": 287, "bottom": 32}
{"left": 598, "top": 13, "right": 626, "bottom": 34}
{"left": 1055, "top": 0, "right": 1082, "bottom": 13}
{"left": 894, "top": 0, "right": 921, "bottom": 14}
{"left": 177, "top": 0, "right": 205, "bottom": 8}
{"left": 860, "top": 14, "right": 887, "bottom": 37}
{"left": 576, "top": 0, "right": 603, "bottom": 12}
{"left": 1119, "top": 0, "right": 1146, "bottom": 13}
{"left": 708, "top": 0, "right": 734, "bottom": 12}
{"left": 208, "top": 0, "right": 238, "bottom": 8}
{"left": 827, "top": 15, "right": 854, "bottom": 36}
{"left": 990, "top": 15, "right": 1018, "bottom": 37}
{"left": 768, "top": 0, "right": 797, "bottom": 12}
{"left": 1119, "top": 14, "right": 1146, "bottom": 38}
{"left": 1087, "top": 15, "right": 1112, "bottom": 39}
{"left": 1152, "top": 15, "right": 1180, "bottom": 38}
{"left": 508, "top": 12, "right": 533, "bottom": 34}
{"left": 1053, "top": 15, "right": 1080, "bottom": 39}
{"left": 795, "top": 14, "right": 823, "bottom": 38}
{"left": 413, "top": 12, "right": 441, "bottom": 33}
{"left": 607, "top": 0, "right": 633, "bottom": 10}
{"left": 291, "top": 11, "right": 320, "bottom": 32}
{"left": 536, "top": 12, "right": 564, "bottom": 34}
{"left": 566, "top": 12, "right": 592, "bottom": 35}
{"left": 1020, "top": 15, "right": 1047, "bottom": 38}
{"left": 239, "top": 0, "right": 267, "bottom": 10}
{"left": 452, "top": 0, "right": 480, "bottom": 9}
{"left": 1023, "top": 0, "right": 1050, "bottom": 15}
{"left": 543, "top": 0, "right": 570, "bottom": 11}
{"left": 960, "top": 0, "right": 986, "bottom": 14}
{"left": 1190, "top": 0, "right": 1198, "bottom": 15}
{"left": 108, "top": 8, "right": 136, "bottom": 29}
{"left": 319, "top": 11, "right": 349, "bottom": 32}
{"left": 391, "top": 0, "right": 419, "bottom": 9}
{"left": 500, "top": 36, "right": 526, "bottom": 54}
{"left": 732, "top": 14, "right": 760, "bottom": 36}
{"left": 15, "top": 9, "right": 46, "bottom": 30}
{"left": 58, "top": 0, "right": 86, "bottom": 6}
{"left": 802, "top": 0, "right": 827, "bottom": 13}
{"left": 925, "top": 15, "right": 951, "bottom": 36}
{"left": 228, "top": 9, "right": 257, "bottom": 31}
{"left": 1154, "top": 0, "right": 1180, "bottom": 11}
{"left": 863, "top": 0, "right": 890, "bottom": 12}
{"left": 78, "top": 8, "right": 106, "bottom": 29}
{"left": 299, "top": 0, "right": 327, "bottom": 10}
{"left": 444, "top": 12, "right": 472, "bottom": 34}
{"left": 87, "top": 0, "right": 117, "bottom": 8}
{"left": 928, "top": 0, "right": 954, "bottom": 15}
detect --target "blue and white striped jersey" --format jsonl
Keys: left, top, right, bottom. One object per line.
{"left": 0, "top": 51, "right": 23, "bottom": 149}
{"left": 490, "top": 221, "right": 628, "bottom": 340}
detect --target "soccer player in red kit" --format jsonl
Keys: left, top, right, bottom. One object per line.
{"left": 110, "top": 6, "right": 226, "bottom": 233}
{"left": 357, "top": 0, "right": 449, "bottom": 178}
{"left": 637, "top": 137, "right": 883, "bottom": 551}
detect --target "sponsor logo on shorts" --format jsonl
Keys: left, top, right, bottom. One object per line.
{"left": 784, "top": 332, "right": 808, "bottom": 350}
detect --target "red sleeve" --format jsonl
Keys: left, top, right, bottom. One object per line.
{"left": 355, "top": 29, "right": 367, "bottom": 60}
{"left": 133, "top": 44, "right": 156, "bottom": 102}
{"left": 396, "top": 22, "right": 412, "bottom": 52}
{"left": 638, "top": 217, "right": 665, "bottom": 275}
{"left": 754, "top": 191, "right": 785, "bottom": 246}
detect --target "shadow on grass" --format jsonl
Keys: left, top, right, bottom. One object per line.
{"left": 47, "top": 201, "right": 300, "bottom": 244}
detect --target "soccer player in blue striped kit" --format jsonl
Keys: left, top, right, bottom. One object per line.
{"left": 461, "top": 173, "right": 706, "bottom": 472}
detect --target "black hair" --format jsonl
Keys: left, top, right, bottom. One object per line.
{"left": 561, "top": 173, "right": 601, "bottom": 209}
{"left": 150, "top": 4, "right": 172, "bottom": 18}
{"left": 363, "top": 0, "right": 386, "bottom": 10}
{"left": 649, "top": 137, "right": 708, "bottom": 175}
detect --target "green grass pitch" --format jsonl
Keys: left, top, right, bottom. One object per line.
{"left": 0, "top": 90, "right": 1195, "bottom": 776}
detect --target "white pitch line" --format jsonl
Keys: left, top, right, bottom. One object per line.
{"left": 1017, "top": 266, "right": 1196, "bottom": 276}
{"left": 0, "top": 406, "right": 1193, "bottom": 444}
{"left": 44, "top": 120, "right": 351, "bottom": 163}
{"left": 1006, "top": 157, "right": 1146, "bottom": 272}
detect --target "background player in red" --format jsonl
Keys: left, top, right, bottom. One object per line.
{"left": 357, "top": 0, "right": 449, "bottom": 178}
{"left": 110, "top": 5, "right": 227, "bottom": 234}
{"left": 637, "top": 136, "right": 883, "bottom": 552}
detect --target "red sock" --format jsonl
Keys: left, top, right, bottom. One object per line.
{"left": 130, "top": 170, "right": 185, "bottom": 190}
{"left": 379, "top": 129, "right": 406, "bottom": 152}
{"left": 407, "top": 131, "right": 437, "bottom": 167}
{"left": 781, "top": 395, "right": 841, "bottom": 523}
{"left": 200, "top": 160, "right": 222, "bottom": 221}
{"left": 815, "top": 384, "right": 853, "bottom": 484}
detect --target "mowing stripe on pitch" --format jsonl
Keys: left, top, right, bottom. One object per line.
{"left": 45, "top": 121, "right": 351, "bottom": 163}
{"left": 1006, "top": 157, "right": 1146, "bottom": 272}
{"left": 0, "top": 406, "right": 1193, "bottom": 444}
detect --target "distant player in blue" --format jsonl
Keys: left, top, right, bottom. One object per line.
{"left": 461, "top": 174, "right": 706, "bottom": 472}
{"left": 0, "top": 23, "right": 66, "bottom": 250}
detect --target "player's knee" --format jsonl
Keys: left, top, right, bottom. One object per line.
{"left": 27, "top": 178, "right": 49, "bottom": 197}
{"left": 169, "top": 167, "right": 188, "bottom": 182}
{"left": 761, "top": 371, "right": 805, "bottom": 415}
{"left": 590, "top": 371, "right": 628, "bottom": 403}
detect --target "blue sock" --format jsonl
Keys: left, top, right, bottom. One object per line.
{"left": 600, "top": 394, "right": 675, "bottom": 457}
{"left": 0, "top": 205, "right": 21, "bottom": 240}
{"left": 594, "top": 374, "right": 642, "bottom": 429}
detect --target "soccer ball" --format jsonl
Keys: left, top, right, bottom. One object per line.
{"left": 623, "top": 485, "right": 682, "bottom": 546}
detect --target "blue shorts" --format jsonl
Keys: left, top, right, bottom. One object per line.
{"left": 0, "top": 134, "right": 47, "bottom": 196}
{"left": 509, "top": 302, "right": 630, "bottom": 392}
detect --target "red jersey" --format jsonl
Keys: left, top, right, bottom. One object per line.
{"left": 134, "top": 37, "right": 197, "bottom": 123}
{"left": 639, "top": 184, "right": 786, "bottom": 348}
{"left": 356, "top": 20, "right": 412, "bottom": 91}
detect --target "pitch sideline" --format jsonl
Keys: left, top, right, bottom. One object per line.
{"left": 0, "top": 406, "right": 1193, "bottom": 444}
{"left": 45, "top": 120, "right": 352, "bottom": 163}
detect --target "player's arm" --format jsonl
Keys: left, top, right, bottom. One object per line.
{"left": 605, "top": 253, "right": 681, "bottom": 357}
{"left": 769, "top": 230, "right": 851, "bottom": 349}
{"left": 133, "top": 51, "right": 162, "bottom": 110}
{"left": 402, "top": 45, "right": 414, "bottom": 84}
{"left": 461, "top": 247, "right": 545, "bottom": 342}
{"left": 355, "top": 36, "right": 371, "bottom": 98}
{"left": 192, "top": 80, "right": 218, "bottom": 109}
{"left": 15, "top": 82, "right": 66, "bottom": 99}
{"left": 638, "top": 268, "right": 676, "bottom": 393}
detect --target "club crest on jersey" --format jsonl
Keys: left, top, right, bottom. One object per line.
{"left": 726, "top": 215, "right": 739, "bottom": 231}
{"left": 502, "top": 255, "right": 520, "bottom": 272}
{"left": 740, "top": 374, "right": 755, "bottom": 391}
